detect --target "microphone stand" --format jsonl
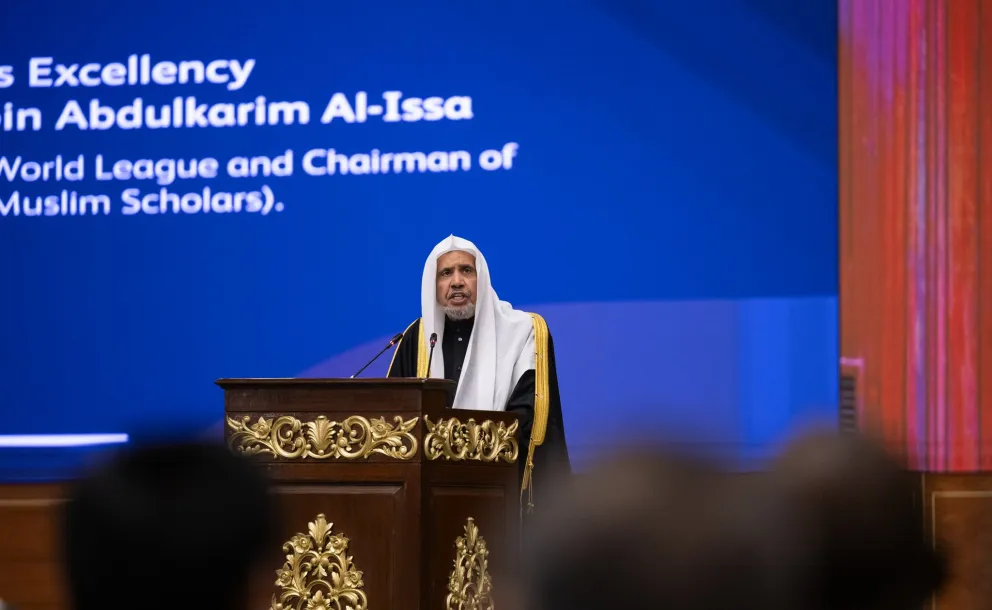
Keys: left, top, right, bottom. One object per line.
{"left": 350, "top": 332, "right": 404, "bottom": 378}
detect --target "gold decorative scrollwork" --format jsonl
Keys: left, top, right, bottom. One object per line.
{"left": 424, "top": 416, "right": 519, "bottom": 463}
{"left": 271, "top": 514, "right": 368, "bottom": 610}
{"left": 226, "top": 414, "right": 419, "bottom": 460}
{"left": 446, "top": 517, "right": 494, "bottom": 610}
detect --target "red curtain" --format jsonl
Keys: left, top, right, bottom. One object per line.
{"left": 840, "top": 0, "right": 992, "bottom": 470}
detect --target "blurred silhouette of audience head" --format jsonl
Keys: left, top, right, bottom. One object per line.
{"left": 519, "top": 446, "right": 798, "bottom": 610}
{"left": 769, "top": 430, "right": 947, "bottom": 610}
{"left": 62, "top": 438, "right": 276, "bottom": 610}
{"left": 517, "top": 433, "right": 948, "bottom": 610}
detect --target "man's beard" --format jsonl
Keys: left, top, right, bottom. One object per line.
{"left": 444, "top": 302, "right": 476, "bottom": 320}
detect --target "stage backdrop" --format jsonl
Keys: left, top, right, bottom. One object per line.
{"left": 0, "top": 0, "right": 838, "bottom": 479}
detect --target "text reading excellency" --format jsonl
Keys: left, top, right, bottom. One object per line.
{"left": 26, "top": 55, "right": 255, "bottom": 91}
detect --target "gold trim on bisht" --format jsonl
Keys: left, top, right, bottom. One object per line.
{"left": 226, "top": 414, "right": 419, "bottom": 460}
{"left": 271, "top": 514, "right": 368, "bottom": 610}
{"left": 446, "top": 518, "right": 494, "bottom": 610}
{"left": 521, "top": 312, "right": 551, "bottom": 513}
{"left": 424, "top": 416, "right": 519, "bottom": 462}
{"left": 387, "top": 318, "right": 421, "bottom": 376}
{"left": 417, "top": 318, "right": 429, "bottom": 378}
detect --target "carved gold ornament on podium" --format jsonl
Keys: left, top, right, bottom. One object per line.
{"left": 226, "top": 414, "right": 419, "bottom": 460}
{"left": 446, "top": 517, "right": 495, "bottom": 610}
{"left": 270, "top": 514, "right": 368, "bottom": 610}
{"left": 424, "top": 416, "right": 519, "bottom": 463}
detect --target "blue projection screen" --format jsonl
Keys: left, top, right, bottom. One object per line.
{"left": 0, "top": 0, "right": 838, "bottom": 479}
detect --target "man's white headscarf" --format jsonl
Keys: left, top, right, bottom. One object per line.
{"left": 421, "top": 235, "right": 535, "bottom": 411}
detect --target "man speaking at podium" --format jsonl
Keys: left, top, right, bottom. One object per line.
{"left": 387, "top": 235, "right": 570, "bottom": 510}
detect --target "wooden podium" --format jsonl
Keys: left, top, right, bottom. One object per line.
{"left": 218, "top": 378, "right": 521, "bottom": 610}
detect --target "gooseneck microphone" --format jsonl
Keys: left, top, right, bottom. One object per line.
{"left": 350, "top": 332, "right": 404, "bottom": 378}
{"left": 426, "top": 332, "right": 438, "bottom": 378}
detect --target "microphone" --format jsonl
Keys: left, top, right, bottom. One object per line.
{"left": 425, "top": 332, "right": 438, "bottom": 378}
{"left": 350, "top": 332, "right": 404, "bottom": 378}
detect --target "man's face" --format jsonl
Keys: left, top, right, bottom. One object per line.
{"left": 436, "top": 251, "right": 478, "bottom": 313}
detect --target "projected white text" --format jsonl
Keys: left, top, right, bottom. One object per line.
{"left": 0, "top": 54, "right": 517, "bottom": 220}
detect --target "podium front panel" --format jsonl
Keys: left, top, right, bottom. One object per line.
{"left": 219, "top": 379, "right": 521, "bottom": 610}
